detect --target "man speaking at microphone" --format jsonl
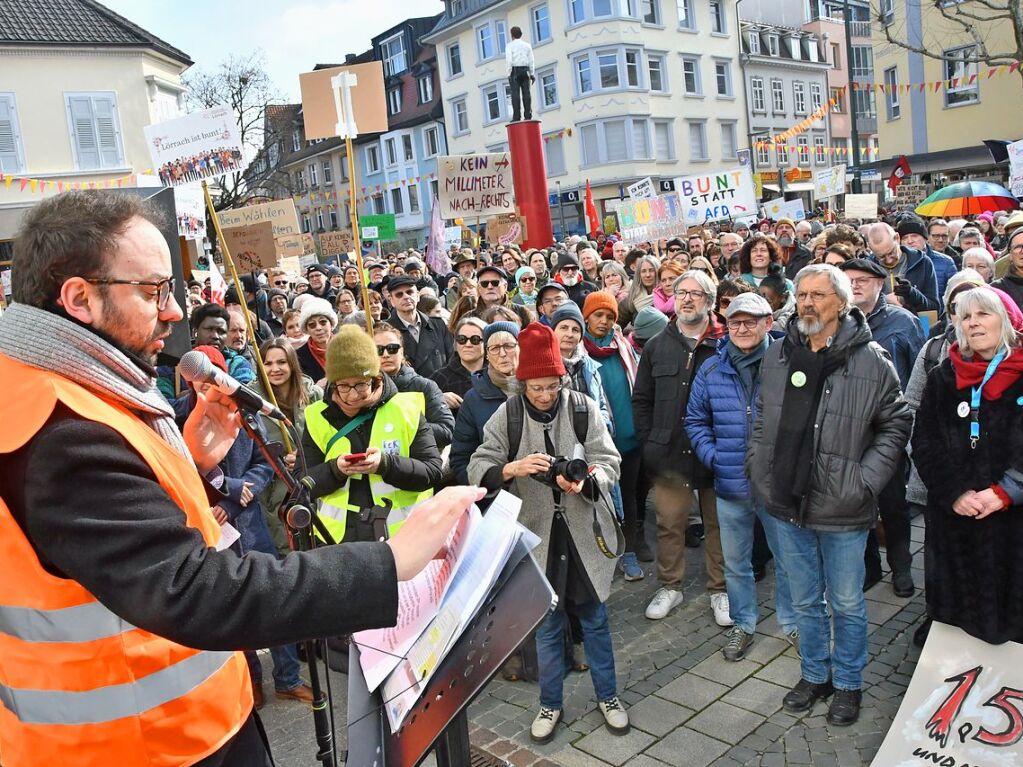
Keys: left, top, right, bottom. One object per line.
{"left": 0, "top": 191, "right": 482, "bottom": 767}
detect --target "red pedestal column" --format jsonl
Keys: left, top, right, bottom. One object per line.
{"left": 506, "top": 120, "right": 554, "bottom": 249}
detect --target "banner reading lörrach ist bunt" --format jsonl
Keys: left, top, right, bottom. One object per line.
{"left": 144, "top": 104, "right": 247, "bottom": 188}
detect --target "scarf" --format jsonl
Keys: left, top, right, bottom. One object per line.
{"left": 0, "top": 303, "right": 192, "bottom": 463}
{"left": 727, "top": 338, "right": 768, "bottom": 394}
{"left": 770, "top": 334, "right": 850, "bottom": 511}
{"left": 487, "top": 365, "right": 521, "bottom": 397}
{"left": 307, "top": 337, "right": 328, "bottom": 372}
{"left": 562, "top": 345, "right": 587, "bottom": 392}
{"left": 948, "top": 343, "right": 1023, "bottom": 401}
{"left": 583, "top": 327, "right": 639, "bottom": 387}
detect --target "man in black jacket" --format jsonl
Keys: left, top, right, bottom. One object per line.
{"left": 558, "top": 251, "right": 597, "bottom": 309}
{"left": 633, "top": 269, "right": 725, "bottom": 623}
{"left": 775, "top": 218, "right": 813, "bottom": 281}
{"left": 387, "top": 275, "right": 454, "bottom": 378}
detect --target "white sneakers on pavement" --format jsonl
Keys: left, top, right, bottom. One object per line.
{"left": 645, "top": 587, "right": 684, "bottom": 620}
{"left": 530, "top": 706, "right": 561, "bottom": 743}
{"left": 710, "top": 592, "right": 733, "bottom": 627}
{"left": 599, "top": 697, "right": 631, "bottom": 734}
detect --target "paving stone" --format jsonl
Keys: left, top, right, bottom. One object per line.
{"left": 626, "top": 696, "right": 695, "bottom": 737}
{"left": 722, "top": 677, "right": 788, "bottom": 717}
{"left": 687, "top": 701, "right": 765, "bottom": 744}
{"left": 743, "top": 635, "right": 788, "bottom": 665}
{"left": 753, "top": 655, "right": 803, "bottom": 688}
{"left": 574, "top": 725, "right": 655, "bottom": 766}
{"left": 689, "top": 653, "right": 763, "bottom": 688}
{"left": 653, "top": 673, "right": 730, "bottom": 711}
{"left": 623, "top": 756, "right": 670, "bottom": 767}
{"left": 645, "top": 726, "right": 729, "bottom": 767}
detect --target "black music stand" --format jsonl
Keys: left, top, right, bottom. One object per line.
{"left": 346, "top": 541, "right": 555, "bottom": 767}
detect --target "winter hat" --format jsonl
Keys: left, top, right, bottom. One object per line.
{"left": 551, "top": 301, "right": 585, "bottom": 332}
{"left": 633, "top": 306, "right": 669, "bottom": 340}
{"left": 326, "top": 325, "right": 380, "bottom": 382}
{"left": 976, "top": 211, "right": 995, "bottom": 226}
{"left": 895, "top": 218, "right": 928, "bottom": 240}
{"left": 983, "top": 286, "right": 1023, "bottom": 332}
{"left": 268, "top": 288, "right": 288, "bottom": 303}
{"left": 724, "top": 292, "right": 773, "bottom": 319}
{"left": 515, "top": 266, "right": 536, "bottom": 284}
{"left": 191, "top": 345, "right": 228, "bottom": 373}
{"left": 299, "top": 296, "right": 338, "bottom": 331}
{"left": 839, "top": 258, "right": 887, "bottom": 280}
{"left": 557, "top": 252, "right": 580, "bottom": 270}
{"left": 515, "top": 322, "right": 566, "bottom": 381}
{"left": 483, "top": 320, "right": 520, "bottom": 347}
{"left": 775, "top": 217, "right": 795, "bottom": 229}
{"left": 582, "top": 290, "right": 620, "bottom": 322}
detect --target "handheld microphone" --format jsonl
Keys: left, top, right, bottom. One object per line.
{"left": 178, "top": 349, "right": 289, "bottom": 422}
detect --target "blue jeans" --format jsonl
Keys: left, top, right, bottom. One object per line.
{"left": 771, "top": 521, "right": 869, "bottom": 691}
{"left": 245, "top": 643, "right": 303, "bottom": 692}
{"left": 535, "top": 601, "right": 617, "bottom": 710}
{"left": 716, "top": 497, "right": 796, "bottom": 635}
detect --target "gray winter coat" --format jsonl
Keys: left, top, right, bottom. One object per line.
{"left": 467, "top": 391, "right": 622, "bottom": 602}
{"left": 747, "top": 308, "right": 912, "bottom": 531}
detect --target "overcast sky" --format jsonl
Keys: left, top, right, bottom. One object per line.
{"left": 102, "top": 0, "right": 444, "bottom": 101}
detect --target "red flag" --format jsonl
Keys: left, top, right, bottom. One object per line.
{"left": 887, "top": 155, "right": 911, "bottom": 192}
{"left": 585, "top": 179, "right": 600, "bottom": 238}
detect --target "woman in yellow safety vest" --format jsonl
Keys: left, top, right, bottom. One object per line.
{"left": 301, "top": 324, "right": 444, "bottom": 545}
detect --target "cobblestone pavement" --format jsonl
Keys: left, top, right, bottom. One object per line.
{"left": 258, "top": 514, "right": 926, "bottom": 766}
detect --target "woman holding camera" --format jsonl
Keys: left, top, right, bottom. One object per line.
{"left": 468, "top": 323, "right": 627, "bottom": 744}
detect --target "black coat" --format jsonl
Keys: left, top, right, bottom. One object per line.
{"left": 430, "top": 356, "right": 476, "bottom": 401}
{"left": 565, "top": 279, "right": 598, "bottom": 310}
{"left": 783, "top": 244, "right": 813, "bottom": 281}
{"left": 912, "top": 359, "right": 1023, "bottom": 644}
{"left": 390, "top": 310, "right": 454, "bottom": 379}
{"left": 295, "top": 342, "right": 325, "bottom": 382}
{"left": 392, "top": 364, "right": 455, "bottom": 449}
{"left": 633, "top": 322, "right": 718, "bottom": 488}
{"left": 991, "top": 274, "right": 1023, "bottom": 312}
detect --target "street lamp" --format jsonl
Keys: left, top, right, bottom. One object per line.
{"left": 556, "top": 180, "right": 567, "bottom": 239}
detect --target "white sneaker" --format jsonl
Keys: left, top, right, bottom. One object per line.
{"left": 599, "top": 696, "right": 630, "bottom": 734}
{"left": 530, "top": 706, "right": 561, "bottom": 744}
{"left": 645, "top": 587, "right": 684, "bottom": 620}
{"left": 710, "top": 592, "right": 734, "bottom": 627}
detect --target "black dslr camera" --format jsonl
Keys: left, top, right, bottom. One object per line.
{"left": 532, "top": 444, "right": 589, "bottom": 490}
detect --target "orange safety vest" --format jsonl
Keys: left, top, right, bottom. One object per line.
{"left": 0, "top": 353, "right": 253, "bottom": 767}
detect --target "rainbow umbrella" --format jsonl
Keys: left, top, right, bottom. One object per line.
{"left": 915, "top": 180, "right": 1019, "bottom": 217}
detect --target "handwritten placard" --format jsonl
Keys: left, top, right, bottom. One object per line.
{"left": 221, "top": 222, "right": 277, "bottom": 271}
{"left": 674, "top": 167, "right": 758, "bottom": 223}
{"left": 217, "top": 199, "right": 300, "bottom": 238}
{"left": 438, "top": 153, "right": 515, "bottom": 218}
{"left": 615, "top": 193, "right": 686, "bottom": 245}
{"left": 486, "top": 213, "right": 527, "bottom": 246}
{"left": 844, "top": 193, "right": 879, "bottom": 220}
{"left": 320, "top": 229, "right": 354, "bottom": 256}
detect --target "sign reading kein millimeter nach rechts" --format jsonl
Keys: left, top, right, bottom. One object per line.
{"left": 437, "top": 153, "right": 515, "bottom": 219}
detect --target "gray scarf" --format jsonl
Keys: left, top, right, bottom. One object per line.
{"left": 0, "top": 303, "right": 193, "bottom": 464}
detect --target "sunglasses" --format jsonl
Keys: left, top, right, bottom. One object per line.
{"left": 479, "top": 279, "right": 503, "bottom": 288}
{"left": 667, "top": 247, "right": 684, "bottom": 253}
{"left": 376, "top": 343, "right": 401, "bottom": 355}
{"left": 519, "top": 276, "right": 536, "bottom": 283}
{"left": 273, "top": 280, "right": 288, "bottom": 286}
{"left": 456, "top": 334, "right": 483, "bottom": 345}
{"left": 560, "top": 266, "right": 578, "bottom": 273}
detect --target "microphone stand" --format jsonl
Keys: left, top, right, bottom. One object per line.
{"left": 237, "top": 411, "right": 338, "bottom": 767}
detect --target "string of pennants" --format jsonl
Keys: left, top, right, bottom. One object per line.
{"left": 753, "top": 97, "right": 838, "bottom": 150}
{"left": 866, "top": 61, "right": 1021, "bottom": 95}
{"left": 542, "top": 128, "right": 574, "bottom": 143}
{"left": 0, "top": 170, "right": 154, "bottom": 195}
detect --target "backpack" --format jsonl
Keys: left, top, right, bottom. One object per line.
{"left": 922, "top": 336, "right": 944, "bottom": 375}
{"left": 505, "top": 389, "right": 590, "bottom": 461}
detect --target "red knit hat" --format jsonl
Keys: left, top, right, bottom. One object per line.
{"left": 515, "top": 322, "right": 566, "bottom": 381}
{"left": 583, "top": 290, "right": 619, "bottom": 322}
{"left": 192, "top": 344, "right": 228, "bottom": 372}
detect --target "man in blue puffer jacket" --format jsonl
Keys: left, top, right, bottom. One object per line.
{"left": 685, "top": 293, "right": 797, "bottom": 663}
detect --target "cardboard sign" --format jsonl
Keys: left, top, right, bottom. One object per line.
{"left": 217, "top": 199, "right": 300, "bottom": 238}
{"left": 437, "top": 153, "right": 515, "bottom": 218}
{"left": 320, "top": 229, "right": 354, "bottom": 256}
{"left": 763, "top": 197, "right": 806, "bottom": 221}
{"left": 615, "top": 193, "right": 686, "bottom": 245}
{"left": 874, "top": 621, "right": 1023, "bottom": 766}
{"left": 674, "top": 167, "right": 758, "bottom": 224}
{"left": 221, "top": 222, "right": 277, "bottom": 271}
{"left": 443, "top": 226, "right": 463, "bottom": 249}
{"left": 173, "top": 185, "right": 206, "bottom": 238}
{"left": 486, "top": 213, "right": 526, "bottom": 246}
{"left": 144, "top": 104, "right": 247, "bottom": 187}
{"left": 627, "top": 177, "right": 656, "bottom": 200}
{"left": 275, "top": 235, "right": 304, "bottom": 258}
{"left": 814, "top": 164, "right": 847, "bottom": 199}
{"left": 301, "top": 233, "right": 316, "bottom": 254}
{"left": 299, "top": 62, "right": 389, "bottom": 140}
{"left": 359, "top": 214, "right": 396, "bottom": 241}
{"left": 844, "top": 193, "right": 879, "bottom": 220}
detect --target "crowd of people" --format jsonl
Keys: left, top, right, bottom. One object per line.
{"left": 157, "top": 146, "right": 244, "bottom": 186}
{"left": 165, "top": 202, "right": 1023, "bottom": 741}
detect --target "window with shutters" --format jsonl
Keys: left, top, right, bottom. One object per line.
{"left": 65, "top": 92, "right": 124, "bottom": 171}
{"left": 544, "top": 132, "right": 567, "bottom": 176}
{"left": 653, "top": 119, "right": 675, "bottom": 160}
{"left": 578, "top": 116, "right": 653, "bottom": 166}
{"left": 0, "top": 93, "right": 26, "bottom": 173}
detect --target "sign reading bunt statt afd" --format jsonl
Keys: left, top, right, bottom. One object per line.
{"left": 615, "top": 192, "right": 686, "bottom": 246}
{"left": 437, "top": 153, "right": 515, "bottom": 219}
{"left": 359, "top": 214, "right": 396, "bottom": 241}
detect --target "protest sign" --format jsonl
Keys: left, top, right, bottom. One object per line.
{"left": 814, "top": 164, "right": 847, "bottom": 199}
{"left": 359, "top": 214, "right": 396, "bottom": 241}
{"left": 300, "top": 233, "right": 316, "bottom": 254}
{"left": 298, "top": 62, "right": 389, "bottom": 141}
{"left": 627, "top": 177, "right": 656, "bottom": 200}
{"left": 844, "top": 193, "right": 879, "bottom": 220}
{"left": 674, "top": 167, "right": 758, "bottom": 224}
{"left": 277, "top": 256, "right": 302, "bottom": 276}
{"left": 275, "top": 235, "right": 304, "bottom": 258}
{"left": 144, "top": 105, "right": 246, "bottom": 187}
{"left": 874, "top": 621, "right": 1023, "bottom": 766}
{"left": 319, "top": 229, "right": 354, "bottom": 256}
{"left": 762, "top": 197, "right": 806, "bottom": 221}
{"left": 615, "top": 193, "right": 686, "bottom": 245}
{"left": 1007, "top": 139, "right": 1023, "bottom": 197}
{"left": 221, "top": 222, "right": 277, "bottom": 271}
{"left": 443, "top": 226, "right": 463, "bottom": 250}
{"left": 437, "top": 153, "right": 515, "bottom": 218}
{"left": 173, "top": 185, "right": 206, "bottom": 238}
{"left": 217, "top": 199, "right": 300, "bottom": 238}
{"left": 486, "top": 213, "right": 527, "bottom": 246}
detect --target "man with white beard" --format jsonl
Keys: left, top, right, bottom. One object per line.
{"left": 558, "top": 249, "right": 598, "bottom": 309}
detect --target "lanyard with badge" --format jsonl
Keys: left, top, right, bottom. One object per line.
{"left": 962, "top": 351, "right": 1004, "bottom": 450}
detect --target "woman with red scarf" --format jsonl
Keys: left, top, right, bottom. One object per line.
{"left": 295, "top": 296, "right": 337, "bottom": 387}
{"left": 912, "top": 285, "right": 1023, "bottom": 644}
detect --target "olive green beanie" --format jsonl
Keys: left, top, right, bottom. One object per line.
{"left": 325, "top": 325, "right": 380, "bottom": 382}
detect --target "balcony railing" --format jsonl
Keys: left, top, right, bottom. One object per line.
{"left": 849, "top": 21, "right": 872, "bottom": 38}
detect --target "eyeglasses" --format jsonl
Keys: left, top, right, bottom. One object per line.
{"left": 376, "top": 343, "right": 401, "bottom": 355}
{"left": 391, "top": 289, "right": 415, "bottom": 299}
{"left": 487, "top": 342, "right": 519, "bottom": 356}
{"left": 335, "top": 381, "right": 373, "bottom": 396}
{"left": 519, "top": 276, "right": 536, "bottom": 283}
{"left": 456, "top": 334, "right": 483, "bottom": 345}
{"left": 86, "top": 276, "right": 175, "bottom": 310}
{"left": 674, "top": 289, "right": 707, "bottom": 300}
{"left": 796, "top": 291, "right": 837, "bottom": 303}
{"left": 667, "top": 247, "right": 683, "bottom": 253}
{"left": 726, "top": 318, "right": 763, "bottom": 331}
{"left": 930, "top": 233, "right": 949, "bottom": 240}
{"left": 1010, "top": 244, "right": 1023, "bottom": 254}
{"left": 560, "top": 266, "right": 578, "bottom": 273}
{"left": 526, "top": 382, "right": 562, "bottom": 395}
{"left": 479, "top": 280, "right": 503, "bottom": 288}
{"left": 847, "top": 276, "right": 880, "bottom": 287}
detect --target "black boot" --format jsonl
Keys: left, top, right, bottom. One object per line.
{"left": 913, "top": 617, "right": 932, "bottom": 648}
{"left": 782, "top": 678, "right": 834, "bottom": 713}
{"left": 827, "top": 689, "right": 862, "bottom": 726}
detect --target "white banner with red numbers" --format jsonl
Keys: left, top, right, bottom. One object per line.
{"left": 874, "top": 621, "right": 1023, "bottom": 766}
